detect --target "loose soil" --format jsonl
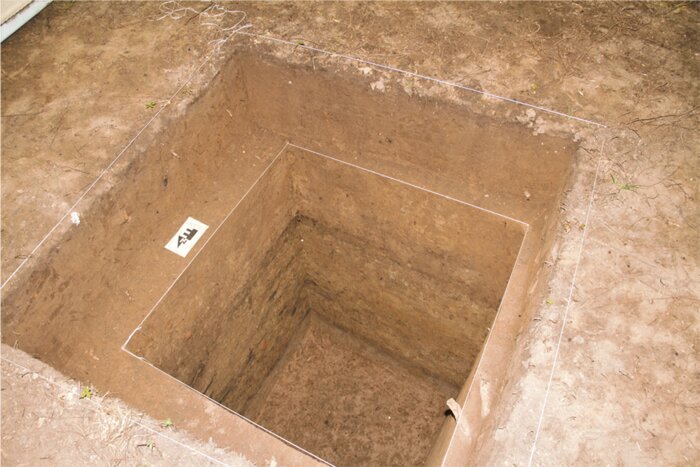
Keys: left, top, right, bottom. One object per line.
{"left": 250, "top": 315, "right": 456, "bottom": 466}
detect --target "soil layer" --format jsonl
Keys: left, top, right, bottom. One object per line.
{"left": 249, "top": 315, "right": 457, "bottom": 466}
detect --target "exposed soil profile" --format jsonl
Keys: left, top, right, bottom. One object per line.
{"left": 2, "top": 44, "right": 574, "bottom": 466}
{"left": 4, "top": 3, "right": 697, "bottom": 466}
{"left": 127, "top": 147, "right": 526, "bottom": 465}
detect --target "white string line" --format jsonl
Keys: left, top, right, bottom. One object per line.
{"left": 0, "top": 14, "right": 251, "bottom": 291}
{"left": 527, "top": 147, "right": 603, "bottom": 466}
{"left": 121, "top": 142, "right": 289, "bottom": 350}
{"left": 236, "top": 31, "right": 607, "bottom": 128}
{"left": 120, "top": 346, "right": 333, "bottom": 466}
{"left": 439, "top": 221, "right": 530, "bottom": 467}
{"left": 0, "top": 356, "right": 230, "bottom": 467}
{"left": 287, "top": 143, "right": 530, "bottom": 228}
{"left": 155, "top": 1, "right": 249, "bottom": 54}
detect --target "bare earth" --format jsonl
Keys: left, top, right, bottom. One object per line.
{"left": 1, "top": 1, "right": 698, "bottom": 466}
{"left": 1, "top": 344, "right": 252, "bottom": 466}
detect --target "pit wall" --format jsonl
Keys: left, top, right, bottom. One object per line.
{"left": 1, "top": 49, "right": 316, "bottom": 466}
{"left": 128, "top": 156, "right": 308, "bottom": 411}
{"left": 2, "top": 42, "right": 575, "bottom": 466}
{"left": 289, "top": 149, "right": 525, "bottom": 385}
{"left": 237, "top": 47, "right": 573, "bottom": 226}
{"left": 229, "top": 47, "right": 575, "bottom": 463}
{"left": 129, "top": 147, "right": 525, "bottom": 411}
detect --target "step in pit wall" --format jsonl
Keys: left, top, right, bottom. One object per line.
{"left": 2, "top": 43, "right": 576, "bottom": 465}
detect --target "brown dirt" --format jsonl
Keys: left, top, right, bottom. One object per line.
{"left": 0, "top": 1, "right": 233, "bottom": 280}
{"left": 1, "top": 1, "right": 698, "bottom": 466}
{"left": 124, "top": 143, "right": 531, "bottom": 463}
{"left": 250, "top": 315, "right": 457, "bottom": 466}
{"left": 1, "top": 344, "right": 251, "bottom": 466}
{"left": 3, "top": 38, "right": 574, "bottom": 464}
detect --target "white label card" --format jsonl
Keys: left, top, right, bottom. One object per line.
{"left": 165, "top": 217, "right": 209, "bottom": 258}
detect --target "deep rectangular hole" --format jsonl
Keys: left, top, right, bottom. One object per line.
{"left": 126, "top": 147, "right": 526, "bottom": 465}
{"left": 3, "top": 43, "right": 576, "bottom": 466}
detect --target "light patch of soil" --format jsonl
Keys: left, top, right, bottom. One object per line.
{"left": 1, "top": 345, "right": 252, "bottom": 467}
{"left": 0, "top": 0, "right": 244, "bottom": 280}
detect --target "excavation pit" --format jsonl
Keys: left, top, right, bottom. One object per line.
{"left": 3, "top": 43, "right": 577, "bottom": 466}
{"left": 126, "top": 147, "right": 526, "bottom": 465}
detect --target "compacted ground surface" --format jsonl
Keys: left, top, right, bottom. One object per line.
{"left": 1, "top": 344, "right": 251, "bottom": 466}
{"left": 1, "top": 2, "right": 698, "bottom": 466}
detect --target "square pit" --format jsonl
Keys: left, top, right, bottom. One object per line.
{"left": 126, "top": 146, "right": 525, "bottom": 465}
{"left": 3, "top": 45, "right": 576, "bottom": 466}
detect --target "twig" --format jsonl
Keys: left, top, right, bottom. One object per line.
{"left": 626, "top": 105, "right": 700, "bottom": 125}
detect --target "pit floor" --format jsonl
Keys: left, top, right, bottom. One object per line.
{"left": 247, "top": 316, "right": 456, "bottom": 466}
{"left": 1, "top": 3, "right": 698, "bottom": 466}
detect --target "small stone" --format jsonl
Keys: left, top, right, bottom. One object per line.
{"left": 370, "top": 79, "right": 386, "bottom": 92}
